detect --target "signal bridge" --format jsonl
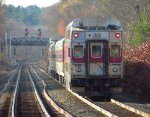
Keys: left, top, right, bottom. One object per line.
{"left": 4, "top": 37, "right": 49, "bottom": 65}
{"left": 8, "top": 37, "right": 49, "bottom": 46}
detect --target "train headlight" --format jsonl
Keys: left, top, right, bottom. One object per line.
{"left": 115, "top": 33, "right": 121, "bottom": 39}
{"left": 113, "top": 67, "right": 118, "bottom": 72}
{"left": 74, "top": 33, "right": 79, "bottom": 38}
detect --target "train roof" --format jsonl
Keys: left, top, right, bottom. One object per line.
{"left": 66, "top": 18, "right": 122, "bottom": 30}
{"left": 49, "top": 35, "right": 63, "bottom": 42}
{"left": 55, "top": 38, "right": 65, "bottom": 45}
{"left": 49, "top": 42, "right": 55, "bottom": 47}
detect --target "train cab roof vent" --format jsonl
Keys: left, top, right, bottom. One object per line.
{"left": 107, "top": 24, "right": 121, "bottom": 30}
{"left": 79, "top": 22, "right": 84, "bottom": 28}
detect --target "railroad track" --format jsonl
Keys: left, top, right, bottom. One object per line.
{"left": 0, "top": 67, "right": 20, "bottom": 117}
{"left": 34, "top": 65, "right": 149, "bottom": 117}
{"left": 111, "top": 96, "right": 150, "bottom": 117}
{"left": 15, "top": 66, "right": 45, "bottom": 117}
{"left": 69, "top": 91, "right": 142, "bottom": 117}
{"left": 0, "top": 66, "right": 148, "bottom": 117}
{"left": 0, "top": 65, "right": 53, "bottom": 117}
{"left": 11, "top": 65, "right": 52, "bottom": 117}
{"left": 30, "top": 66, "right": 106, "bottom": 117}
{"left": 29, "top": 66, "right": 74, "bottom": 117}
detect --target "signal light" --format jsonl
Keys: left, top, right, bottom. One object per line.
{"left": 115, "top": 33, "right": 121, "bottom": 38}
{"left": 74, "top": 33, "right": 79, "bottom": 38}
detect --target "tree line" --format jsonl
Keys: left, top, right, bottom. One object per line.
{"left": 6, "top": 5, "right": 51, "bottom": 38}
{"left": 7, "top": 5, "right": 41, "bottom": 26}
{"left": 5, "top": 1, "right": 150, "bottom": 45}
{"left": 42, "top": 0, "right": 150, "bottom": 45}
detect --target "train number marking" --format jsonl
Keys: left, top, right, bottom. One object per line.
{"left": 93, "top": 33, "right": 101, "bottom": 39}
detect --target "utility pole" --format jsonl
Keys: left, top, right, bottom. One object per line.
{"left": 5, "top": 32, "right": 8, "bottom": 64}
{"left": 0, "top": 0, "right": 6, "bottom": 69}
{"left": 9, "top": 32, "right": 12, "bottom": 64}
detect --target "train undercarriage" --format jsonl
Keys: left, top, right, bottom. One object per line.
{"left": 48, "top": 69, "right": 122, "bottom": 98}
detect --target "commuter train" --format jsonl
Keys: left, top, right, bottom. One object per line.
{"left": 47, "top": 18, "right": 123, "bottom": 97}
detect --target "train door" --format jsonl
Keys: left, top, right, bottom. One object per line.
{"left": 72, "top": 43, "right": 86, "bottom": 76}
{"left": 87, "top": 41, "right": 108, "bottom": 77}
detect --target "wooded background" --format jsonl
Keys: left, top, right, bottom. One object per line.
{"left": 5, "top": 0, "right": 150, "bottom": 45}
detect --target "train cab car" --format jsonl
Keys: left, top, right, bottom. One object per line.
{"left": 63, "top": 18, "right": 123, "bottom": 97}
{"left": 48, "top": 42, "right": 56, "bottom": 77}
{"left": 55, "top": 38, "right": 65, "bottom": 83}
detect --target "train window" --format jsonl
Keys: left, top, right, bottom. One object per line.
{"left": 74, "top": 46, "right": 83, "bottom": 58}
{"left": 92, "top": 45, "right": 102, "bottom": 57}
{"left": 110, "top": 45, "right": 121, "bottom": 58}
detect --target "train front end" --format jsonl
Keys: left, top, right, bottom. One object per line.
{"left": 65, "top": 18, "right": 123, "bottom": 97}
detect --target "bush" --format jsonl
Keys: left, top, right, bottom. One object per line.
{"left": 130, "top": 5, "right": 150, "bottom": 46}
{"left": 123, "top": 41, "right": 150, "bottom": 101}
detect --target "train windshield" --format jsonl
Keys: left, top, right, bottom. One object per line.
{"left": 74, "top": 46, "right": 84, "bottom": 58}
{"left": 92, "top": 45, "right": 102, "bottom": 57}
{"left": 110, "top": 45, "right": 121, "bottom": 58}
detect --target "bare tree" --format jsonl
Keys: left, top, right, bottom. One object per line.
{"left": 40, "top": 0, "right": 150, "bottom": 40}
{"left": 0, "top": 1, "right": 7, "bottom": 70}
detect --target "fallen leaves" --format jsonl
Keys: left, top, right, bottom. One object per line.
{"left": 123, "top": 41, "right": 150, "bottom": 100}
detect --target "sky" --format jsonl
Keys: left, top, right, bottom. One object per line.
{"left": 5, "top": 0, "right": 60, "bottom": 7}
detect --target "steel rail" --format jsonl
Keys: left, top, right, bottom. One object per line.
{"left": 0, "top": 68, "right": 18, "bottom": 94}
{"left": 30, "top": 66, "right": 74, "bottom": 117}
{"left": 27, "top": 67, "right": 51, "bottom": 117}
{"left": 111, "top": 99, "right": 150, "bottom": 117}
{"left": 11, "top": 66, "right": 21, "bottom": 117}
{"left": 0, "top": 75, "right": 14, "bottom": 94}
